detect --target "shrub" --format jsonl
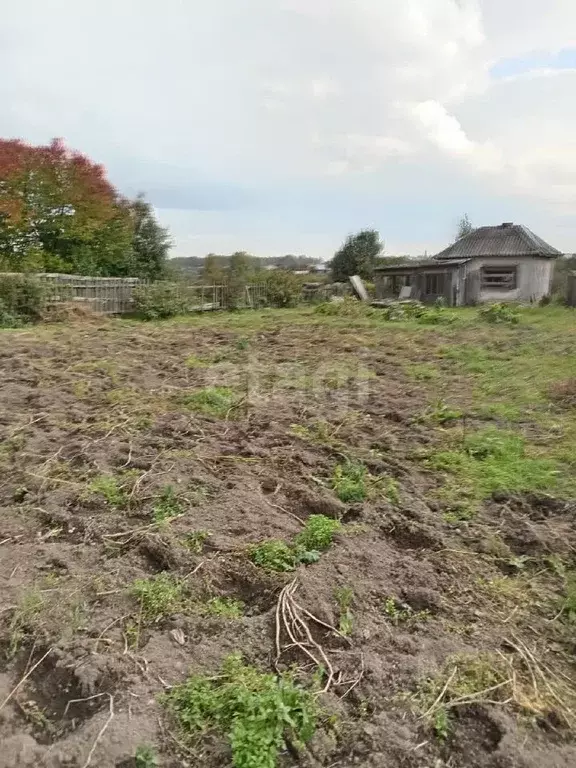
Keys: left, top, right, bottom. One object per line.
{"left": 259, "top": 269, "right": 303, "bottom": 307}
{"left": 478, "top": 302, "right": 520, "bottom": 325}
{"left": 162, "top": 653, "right": 318, "bottom": 768}
{"left": 132, "top": 282, "right": 189, "bottom": 319}
{"left": 0, "top": 298, "right": 22, "bottom": 328}
{"left": 0, "top": 275, "right": 46, "bottom": 325}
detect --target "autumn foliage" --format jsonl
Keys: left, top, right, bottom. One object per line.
{"left": 0, "top": 138, "right": 168, "bottom": 277}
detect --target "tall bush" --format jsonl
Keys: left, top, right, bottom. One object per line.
{"left": 0, "top": 275, "right": 47, "bottom": 326}
{"left": 132, "top": 282, "right": 189, "bottom": 320}
{"left": 259, "top": 269, "right": 302, "bottom": 307}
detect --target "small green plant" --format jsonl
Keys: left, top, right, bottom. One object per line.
{"left": 335, "top": 587, "right": 354, "bottom": 636}
{"left": 382, "top": 597, "right": 429, "bottom": 625}
{"left": 332, "top": 461, "right": 367, "bottom": 503}
{"left": 152, "top": 485, "right": 183, "bottom": 524}
{"left": 135, "top": 744, "right": 159, "bottom": 768}
{"left": 183, "top": 529, "right": 211, "bottom": 553}
{"left": 442, "top": 503, "right": 475, "bottom": 524}
{"left": 130, "top": 573, "right": 187, "bottom": 622}
{"left": 181, "top": 387, "right": 238, "bottom": 418}
{"left": 295, "top": 515, "right": 342, "bottom": 552}
{"left": 478, "top": 302, "right": 520, "bottom": 325}
{"left": 162, "top": 653, "right": 318, "bottom": 768}
{"left": 88, "top": 474, "right": 130, "bottom": 508}
{"left": 250, "top": 516, "right": 342, "bottom": 572}
{"left": 249, "top": 539, "right": 298, "bottom": 572}
{"left": 433, "top": 707, "right": 450, "bottom": 741}
{"left": 381, "top": 476, "right": 400, "bottom": 505}
{"left": 202, "top": 597, "right": 244, "bottom": 619}
{"left": 236, "top": 336, "right": 250, "bottom": 350}
{"left": 419, "top": 400, "right": 462, "bottom": 425}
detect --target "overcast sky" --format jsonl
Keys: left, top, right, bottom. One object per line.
{"left": 3, "top": 0, "right": 576, "bottom": 259}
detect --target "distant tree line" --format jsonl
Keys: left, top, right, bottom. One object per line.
{"left": 170, "top": 252, "right": 322, "bottom": 279}
{"left": 0, "top": 138, "right": 170, "bottom": 279}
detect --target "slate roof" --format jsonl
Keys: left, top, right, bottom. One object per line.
{"left": 433, "top": 223, "right": 562, "bottom": 261}
{"left": 374, "top": 258, "right": 469, "bottom": 272}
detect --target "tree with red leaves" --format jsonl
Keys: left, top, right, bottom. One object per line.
{"left": 0, "top": 138, "right": 165, "bottom": 277}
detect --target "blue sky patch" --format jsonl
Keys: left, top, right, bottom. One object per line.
{"left": 491, "top": 47, "right": 576, "bottom": 79}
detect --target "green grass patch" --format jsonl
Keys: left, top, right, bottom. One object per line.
{"left": 130, "top": 573, "right": 187, "bottom": 623}
{"left": 181, "top": 386, "right": 239, "bottom": 418}
{"left": 426, "top": 428, "right": 561, "bottom": 504}
{"left": 162, "top": 653, "right": 318, "bottom": 768}
{"left": 405, "top": 363, "right": 441, "bottom": 381}
{"left": 152, "top": 485, "right": 184, "bottom": 524}
{"left": 185, "top": 354, "right": 210, "bottom": 368}
{"left": 87, "top": 473, "right": 134, "bottom": 508}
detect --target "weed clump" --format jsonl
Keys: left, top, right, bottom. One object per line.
{"left": 249, "top": 539, "right": 298, "bottom": 572}
{"left": 332, "top": 461, "right": 367, "bottom": 503}
{"left": 152, "top": 485, "right": 183, "bottom": 524}
{"left": 335, "top": 587, "right": 354, "bottom": 636}
{"left": 130, "top": 573, "right": 187, "bottom": 622}
{"left": 87, "top": 474, "right": 132, "bottom": 508}
{"left": 478, "top": 302, "right": 520, "bottom": 325}
{"left": 162, "top": 653, "right": 318, "bottom": 768}
{"left": 135, "top": 745, "right": 159, "bottom": 768}
{"left": 250, "top": 515, "right": 342, "bottom": 572}
{"left": 202, "top": 597, "right": 244, "bottom": 619}
{"left": 295, "top": 514, "right": 341, "bottom": 552}
{"left": 181, "top": 386, "right": 238, "bottom": 418}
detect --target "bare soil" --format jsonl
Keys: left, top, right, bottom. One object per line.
{"left": 0, "top": 313, "right": 575, "bottom": 767}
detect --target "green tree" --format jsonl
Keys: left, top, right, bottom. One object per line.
{"left": 130, "top": 194, "right": 171, "bottom": 280}
{"left": 202, "top": 254, "right": 226, "bottom": 284}
{"left": 0, "top": 138, "right": 135, "bottom": 275}
{"left": 330, "top": 230, "right": 382, "bottom": 281}
{"left": 456, "top": 214, "right": 474, "bottom": 241}
{"left": 227, "top": 251, "right": 256, "bottom": 308}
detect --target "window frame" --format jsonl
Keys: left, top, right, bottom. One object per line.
{"left": 425, "top": 273, "right": 441, "bottom": 295}
{"left": 481, "top": 265, "right": 518, "bottom": 291}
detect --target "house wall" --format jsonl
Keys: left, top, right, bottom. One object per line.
{"left": 463, "top": 257, "right": 554, "bottom": 303}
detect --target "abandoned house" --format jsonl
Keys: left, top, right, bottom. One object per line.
{"left": 374, "top": 223, "right": 562, "bottom": 305}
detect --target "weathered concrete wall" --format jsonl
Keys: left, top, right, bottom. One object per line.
{"left": 465, "top": 257, "right": 554, "bottom": 303}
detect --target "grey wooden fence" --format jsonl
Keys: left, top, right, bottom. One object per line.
{"left": 0, "top": 273, "right": 274, "bottom": 315}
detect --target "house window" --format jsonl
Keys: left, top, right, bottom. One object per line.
{"left": 481, "top": 266, "right": 517, "bottom": 290}
{"left": 425, "top": 273, "right": 441, "bottom": 295}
